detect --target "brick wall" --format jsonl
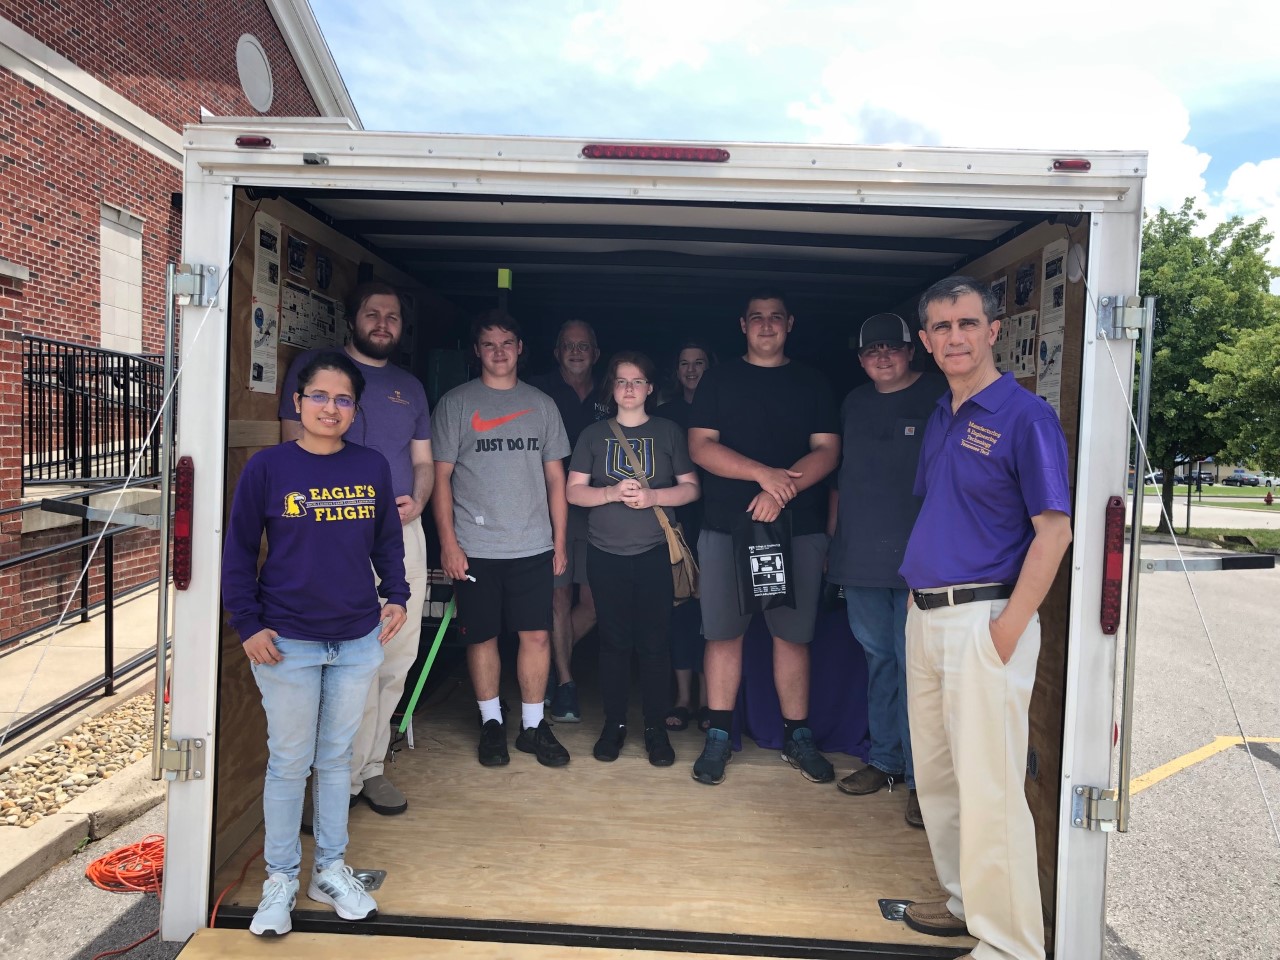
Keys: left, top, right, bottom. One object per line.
{"left": 1, "top": 72, "right": 182, "bottom": 351}
{"left": 0, "top": 1, "right": 325, "bottom": 639}
{"left": 0, "top": 0, "right": 322, "bottom": 127}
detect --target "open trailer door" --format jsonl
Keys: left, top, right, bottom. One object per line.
{"left": 164, "top": 124, "right": 1145, "bottom": 960}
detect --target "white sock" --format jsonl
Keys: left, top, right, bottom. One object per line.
{"left": 522, "top": 701, "right": 544, "bottom": 730}
{"left": 478, "top": 697, "right": 502, "bottom": 724}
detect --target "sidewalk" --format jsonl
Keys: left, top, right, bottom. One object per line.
{"left": 1, "top": 587, "right": 166, "bottom": 763}
{"left": 1, "top": 588, "right": 169, "bottom": 906}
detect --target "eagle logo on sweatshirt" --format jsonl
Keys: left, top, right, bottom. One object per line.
{"left": 282, "top": 492, "right": 309, "bottom": 517}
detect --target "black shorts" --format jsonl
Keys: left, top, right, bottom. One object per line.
{"left": 453, "top": 551, "right": 554, "bottom": 644}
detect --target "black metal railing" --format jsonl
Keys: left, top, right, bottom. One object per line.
{"left": 0, "top": 480, "right": 164, "bottom": 754}
{"left": 22, "top": 335, "right": 167, "bottom": 490}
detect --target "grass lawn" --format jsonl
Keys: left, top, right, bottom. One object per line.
{"left": 1142, "top": 525, "right": 1280, "bottom": 552}
{"left": 1141, "top": 484, "right": 1272, "bottom": 500}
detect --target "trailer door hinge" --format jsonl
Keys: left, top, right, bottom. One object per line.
{"left": 173, "top": 263, "right": 217, "bottom": 307}
{"left": 1071, "top": 784, "right": 1118, "bottom": 831}
{"left": 1097, "top": 295, "right": 1150, "bottom": 340}
{"left": 159, "top": 737, "right": 206, "bottom": 781}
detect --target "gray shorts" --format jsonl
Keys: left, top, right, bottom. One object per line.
{"left": 697, "top": 529, "right": 828, "bottom": 644}
{"left": 552, "top": 506, "right": 590, "bottom": 588}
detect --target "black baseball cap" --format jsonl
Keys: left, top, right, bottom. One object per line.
{"left": 858, "top": 313, "right": 912, "bottom": 348}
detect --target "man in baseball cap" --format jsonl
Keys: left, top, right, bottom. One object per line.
{"left": 827, "top": 311, "right": 945, "bottom": 825}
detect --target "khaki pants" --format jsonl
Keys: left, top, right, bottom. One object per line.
{"left": 906, "top": 598, "right": 1045, "bottom": 960}
{"left": 348, "top": 518, "right": 427, "bottom": 794}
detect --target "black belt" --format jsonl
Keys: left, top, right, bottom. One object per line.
{"left": 912, "top": 584, "right": 1014, "bottom": 610}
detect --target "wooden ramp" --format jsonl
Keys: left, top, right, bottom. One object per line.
{"left": 211, "top": 669, "right": 974, "bottom": 956}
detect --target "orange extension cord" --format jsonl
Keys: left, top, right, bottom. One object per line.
{"left": 85, "top": 834, "right": 165, "bottom": 893}
{"left": 83, "top": 835, "right": 164, "bottom": 960}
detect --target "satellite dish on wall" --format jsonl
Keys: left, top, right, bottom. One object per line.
{"left": 236, "top": 34, "right": 274, "bottom": 113}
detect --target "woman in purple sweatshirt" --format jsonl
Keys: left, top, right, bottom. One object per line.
{"left": 221, "top": 351, "right": 408, "bottom": 936}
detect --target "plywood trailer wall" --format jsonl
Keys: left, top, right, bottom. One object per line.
{"left": 212, "top": 193, "right": 436, "bottom": 874}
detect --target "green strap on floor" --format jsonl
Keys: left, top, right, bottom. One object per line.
{"left": 397, "top": 597, "right": 455, "bottom": 734}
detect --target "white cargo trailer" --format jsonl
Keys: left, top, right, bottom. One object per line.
{"left": 160, "top": 118, "right": 1146, "bottom": 960}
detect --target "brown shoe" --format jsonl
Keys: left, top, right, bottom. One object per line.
{"left": 905, "top": 788, "right": 924, "bottom": 829}
{"left": 836, "top": 765, "right": 903, "bottom": 795}
{"left": 903, "top": 900, "right": 968, "bottom": 937}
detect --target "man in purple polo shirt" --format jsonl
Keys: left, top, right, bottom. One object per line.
{"left": 898, "top": 276, "right": 1072, "bottom": 960}
{"left": 280, "top": 282, "right": 433, "bottom": 818}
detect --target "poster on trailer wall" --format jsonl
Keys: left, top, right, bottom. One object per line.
{"left": 248, "top": 212, "right": 281, "bottom": 393}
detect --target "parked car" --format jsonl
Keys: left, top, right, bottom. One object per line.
{"left": 1196, "top": 471, "right": 1215, "bottom": 485}
{"left": 1224, "top": 474, "right": 1260, "bottom": 487}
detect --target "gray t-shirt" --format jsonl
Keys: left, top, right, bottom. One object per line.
{"left": 568, "top": 417, "right": 694, "bottom": 556}
{"left": 432, "top": 379, "right": 569, "bottom": 559}
{"left": 827, "top": 372, "right": 947, "bottom": 588}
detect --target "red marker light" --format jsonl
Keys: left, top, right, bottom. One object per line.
{"left": 173, "top": 455, "right": 194, "bottom": 591}
{"left": 235, "top": 136, "right": 273, "bottom": 149}
{"left": 1053, "top": 158, "right": 1092, "bottom": 172}
{"left": 1100, "top": 495, "right": 1124, "bottom": 634}
{"left": 582, "top": 144, "right": 730, "bottom": 163}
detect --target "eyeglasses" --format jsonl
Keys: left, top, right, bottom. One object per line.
{"left": 614, "top": 378, "right": 649, "bottom": 391}
{"left": 301, "top": 393, "right": 356, "bottom": 410}
{"left": 859, "top": 343, "right": 909, "bottom": 358}
{"left": 560, "top": 341, "right": 594, "bottom": 353}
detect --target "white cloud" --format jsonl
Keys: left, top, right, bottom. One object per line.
{"left": 310, "top": 0, "right": 1280, "bottom": 265}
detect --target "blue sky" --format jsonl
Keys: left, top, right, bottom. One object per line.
{"left": 310, "top": 0, "right": 1280, "bottom": 264}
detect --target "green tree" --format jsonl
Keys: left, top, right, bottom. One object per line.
{"left": 1200, "top": 313, "right": 1280, "bottom": 474}
{"left": 1140, "top": 200, "right": 1277, "bottom": 531}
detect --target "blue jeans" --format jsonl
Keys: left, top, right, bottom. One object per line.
{"left": 252, "top": 627, "right": 383, "bottom": 878}
{"left": 844, "top": 586, "right": 913, "bottom": 788}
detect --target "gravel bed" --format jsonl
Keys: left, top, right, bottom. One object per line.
{"left": 0, "top": 693, "right": 161, "bottom": 828}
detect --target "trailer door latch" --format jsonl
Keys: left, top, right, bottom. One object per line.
{"left": 1071, "top": 784, "right": 1118, "bottom": 831}
{"left": 173, "top": 263, "right": 217, "bottom": 308}
{"left": 159, "top": 737, "right": 206, "bottom": 781}
{"left": 1097, "top": 295, "right": 1151, "bottom": 341}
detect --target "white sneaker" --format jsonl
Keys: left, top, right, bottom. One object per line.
{"left": 308, "top": 860, "right": 377, "bottom": 921}
{"left": 249, "top": 873, "right": 297, "bottom": 936}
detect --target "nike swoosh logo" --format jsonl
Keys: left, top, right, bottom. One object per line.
{"left": 471, "top": 408, "right": 534, "bottom": 432}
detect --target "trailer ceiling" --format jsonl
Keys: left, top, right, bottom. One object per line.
{"left": 269, "top": 188, "right": 1051, "bottom": 326}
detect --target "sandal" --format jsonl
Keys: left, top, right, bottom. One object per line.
{"left": 664, "top": 706, "right": 691, "bottom": 731}
{"left": 695, "top": 706, "right": 710, "bottom": 732}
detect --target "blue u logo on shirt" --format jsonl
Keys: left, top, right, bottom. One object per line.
{"left": 604, "top": 437, "right": 655, "bottom": 482}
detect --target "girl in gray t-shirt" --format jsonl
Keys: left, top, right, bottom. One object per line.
{"left": 567, "top": 352, "right": 700, "bottom": 767}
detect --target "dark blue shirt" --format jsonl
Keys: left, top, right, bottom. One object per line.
{"left": 899, "top": 373, "right": 1071, "bottom": 589}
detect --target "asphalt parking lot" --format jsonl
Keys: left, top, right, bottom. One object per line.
{"left": 0, "top": 540, "right": 1275, "bottom": 960}
{"left": 1105, "top": 543, "right": 1280, "bottom": 959}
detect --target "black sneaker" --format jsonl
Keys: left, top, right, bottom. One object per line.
{"left": 644, "top": 726, "right": 675, "bottom": 767}
{"left": 515, "top": 720, "right": 570, "bottom": 767}
{"left": 478, "top": 719, "right": 509, "bottom": 767}
{"left": 593, "top": 723, "right": 626, "bottom": 762}
{"left": 782, "top": 727, "right": 835, "bottom": 783}
{"left": 691, "top": 728, "right": 731, "bottom": 785}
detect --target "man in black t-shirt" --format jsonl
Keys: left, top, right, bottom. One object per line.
{"left": 529, "top": 320, "right": 608, "bottom": 723}
{"left": 687, "top": 291, "right": 841, "bottom": 786}
{"left": 827, "top": 313, "right": 946, "bottom": 828}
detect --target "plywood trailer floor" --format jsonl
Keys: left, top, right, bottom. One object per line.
{"left": 183, "top": 927, "right": 970, "bottom": 959}
{"left": 210, "top": 663, "right": 975, "bottom": 956}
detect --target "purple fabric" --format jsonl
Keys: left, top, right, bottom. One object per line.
{"left": 732, "top": 609, "right": 871, "bottom": 759}
{"left": 279, "top": 349, "right": 431, "bottom": 500}
{"left": 221, "top": 441, "right": 409, "bottom": 644}
{"left": 899, "top": 373, "right": 1071, "bottom": 589}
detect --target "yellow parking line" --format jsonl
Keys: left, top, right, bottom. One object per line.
{"left": 1130, "top": 736, "right": 1280, "bottom": 796}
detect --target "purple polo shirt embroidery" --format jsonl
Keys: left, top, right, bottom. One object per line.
{"left": 899, "top": 373, "right": 1071, "bottom": 589}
